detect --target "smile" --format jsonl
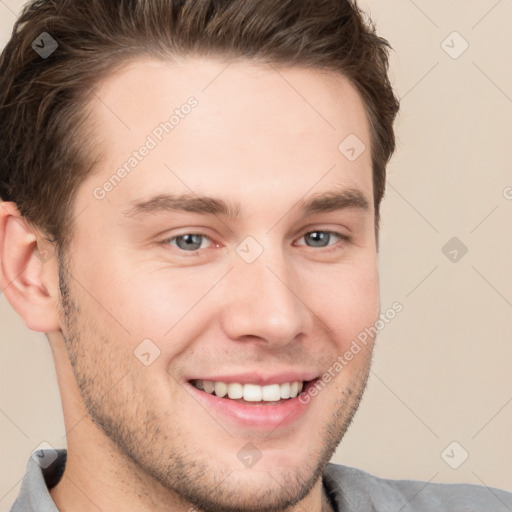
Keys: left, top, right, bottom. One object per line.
{"left": 191, "top": 379, "right": 307, "bottom": 403}
{"left": 186, "top": 378, "right": 320, "bottom": 429}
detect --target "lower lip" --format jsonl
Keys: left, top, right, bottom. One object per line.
{"left": 186, "top": 379, "right": 319, "bottom": 430}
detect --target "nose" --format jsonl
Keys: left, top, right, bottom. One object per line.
{"left": 219, "top": 243, "right": 313, "bottom": 348}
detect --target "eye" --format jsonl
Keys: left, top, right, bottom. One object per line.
{"left": 296, "top": 230, "right": 349, "bottom": 249}
{"left": 160, "top": 229, "right": 350, "bottom": 254}
{"left": 162, "top": 233, "right": 213, "bottom": 252}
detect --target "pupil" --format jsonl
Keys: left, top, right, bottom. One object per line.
{"left": 307, "top": 231, "right": 328, "bottom": 247}
{"left": 178, "top": 234, "right": 201, "bottom": 250}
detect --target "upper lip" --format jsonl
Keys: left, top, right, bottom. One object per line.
{"left": 186, "top": 371, "right": 319, "bottom": 386}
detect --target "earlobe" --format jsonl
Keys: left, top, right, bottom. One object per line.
{"left": 0, "top": 201, "right": 61, "bottom": 333}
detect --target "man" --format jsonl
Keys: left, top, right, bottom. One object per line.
{"left": 0, "top": 0, "right": 510, "bottom": 511}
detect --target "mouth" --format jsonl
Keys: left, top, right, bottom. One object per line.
{"left": 183, "top": 370, "right": 322, "bottom": 429}
{"left": 185, "top": 377, "right": 320, "bottom": 429}
{"left": 189, "top": 378, "right": 316, "bottom": 405}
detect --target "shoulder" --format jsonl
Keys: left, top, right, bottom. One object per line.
{"left": 322, "top": 462, "right": 512, "bottom": 512}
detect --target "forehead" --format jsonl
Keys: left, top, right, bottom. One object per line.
{"left": 77, "top": 57, "right": 373, "bottom": 222}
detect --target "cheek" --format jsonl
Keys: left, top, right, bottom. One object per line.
{"left": 77, "top": 254, "right": 229, "bottom": 367}
{"left": 305, "top": 258, "right": 379, "bottom": 348}
{"left": 78, "top": 249, "right": 204, "bottom": 330}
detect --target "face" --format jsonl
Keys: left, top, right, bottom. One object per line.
{"left": 55, "top": 57, "right": 380, "bottom": 512}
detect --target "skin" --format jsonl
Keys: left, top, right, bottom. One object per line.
{"left": 0, "top": 57, "right": 380, "bottom": 512}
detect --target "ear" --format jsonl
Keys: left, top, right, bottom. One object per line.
{"left": 0, "top": 201, "right": 61, "bottom": 333}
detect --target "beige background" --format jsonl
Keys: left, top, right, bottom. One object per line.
{"left": 1, "top": 0, "right": 511, "bottom": 509}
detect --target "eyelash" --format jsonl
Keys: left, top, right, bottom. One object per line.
{"left": 160, "top": 230, "right": 351, "bottom": 254}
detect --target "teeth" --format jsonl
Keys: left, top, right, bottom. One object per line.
{"left": 262, "top": 384, "right": 281, "bottom": 402}
{"left": 214, "top": 381, "right": 227, "bottom": 398}
{"left": 243, "top": 383, "right": 262, "bottom": 402}
{"left": 280, "top": 382, "right": 290, "bottom": 399}
{"left": 203, "top": 381, "right": 215, "bottom": 394}
{"left": 193, "top": 380, "right": 306, "bottom": 401}
{"left": 227, "top": 382, "right": 243, "bottom": 399}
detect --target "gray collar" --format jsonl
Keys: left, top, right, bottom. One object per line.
{"left": 9, "top": 448, "right": 65, "bottom": 512}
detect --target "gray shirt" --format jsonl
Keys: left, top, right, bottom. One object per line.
{"left": 9, "top": 449, "right": 512, "bottom": 511}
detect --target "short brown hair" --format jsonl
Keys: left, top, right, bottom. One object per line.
{"left": 0, "top": 0, "right": 399, "bottom": 257}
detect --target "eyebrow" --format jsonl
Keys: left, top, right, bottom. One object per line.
{"left": 122, "top": 187, "right": 370, "bottom": 220}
